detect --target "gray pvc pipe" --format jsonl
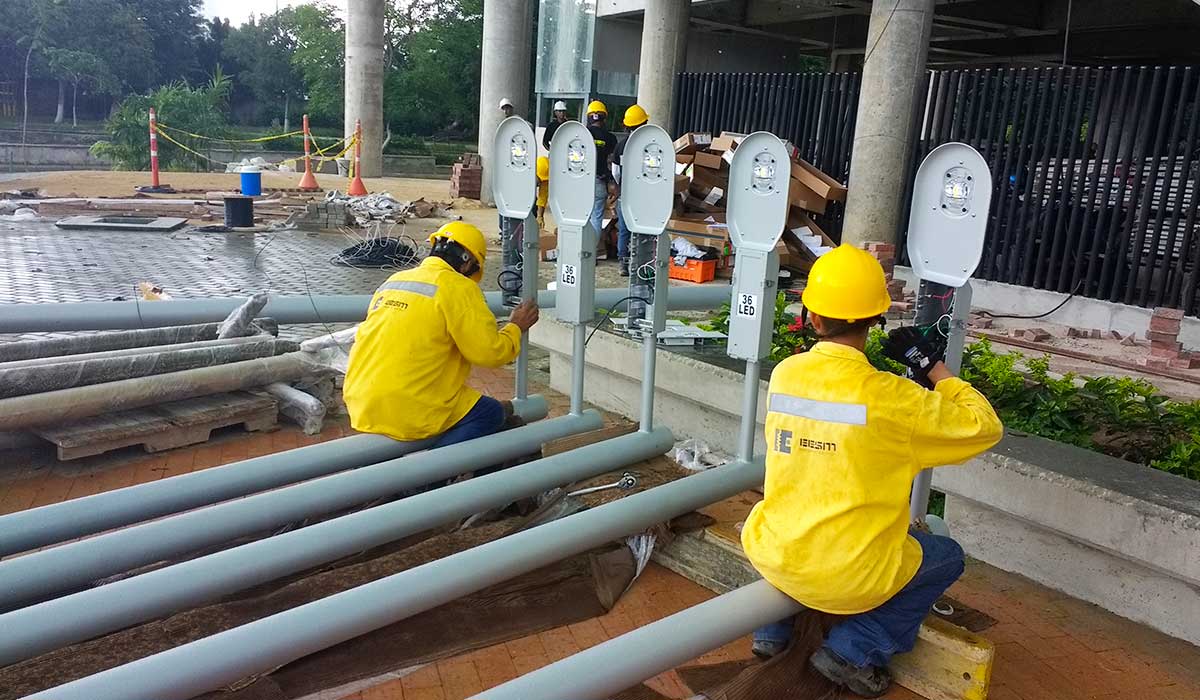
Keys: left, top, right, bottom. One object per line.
{"left": 22, "top": 455, "right": 763, "bottom": 700}
{"left": 475, "top": 579, "right": 804, "bottom": 700}
{"left": 3, "top": 417, "right": 666, "bottom": 667}
{"left": 0, "top": 335, "right": 267, "bottom": 370}
{"left": 0, "top": 286, "right": 731, "bottom": 334}
{"left": 0, "top": 408, "right": 596, "bottom": 613}
{"left": 0, "top": 322, "right": 225, "bottom": 361}
{"left": 0, "top": 395, "right": 548, "bottom": 557}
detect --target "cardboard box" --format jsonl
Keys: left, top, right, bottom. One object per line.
{"left": 691, "top": 164, "right": 728, "bottom": 189}
{"left": 674, "top": 173, "right": 690, "bottom": 194}
{"left": 675, "top": 153, "right": 694, "bottom": 166}
{"left": 667, "top": 215, "right": 729, "bottom": 238}
{"left": 683, "top": 194, "right": 724, "bottom": 215}
{"left": 540, "top": 231, "right": 558, "bottom": 262}
{"left": 673, "top": 132, "right": 713, "bottom": 155}
{"left": 790, "top": 159, "right": 847, "bottom": 202}
{"left": 693, "top": 150, "right": 725, "bottom": 171}
{"left": 788, "top": 176, "right": 828, "bottom": 215}
{"left": 711, "top": 133, "right": 747, "bottom": 153}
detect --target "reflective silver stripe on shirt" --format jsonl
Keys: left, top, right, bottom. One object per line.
{"left": 377, "top": 280, "right": 438, "bottom": 297}
{"left": 767, "top": 393, "right": 867, "bottom": 426}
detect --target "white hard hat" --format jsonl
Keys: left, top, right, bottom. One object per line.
{"left": 499, "top": 97, "right": 514, "bottom": 109}
{"left": 553, "top": 100, "right": 567, "bottom": 111}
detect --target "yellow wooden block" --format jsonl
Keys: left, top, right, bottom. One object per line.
{"left": 890, "top": 615, "right": 995, "bottom": 700}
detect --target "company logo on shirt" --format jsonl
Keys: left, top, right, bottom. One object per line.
{"left": 773, "top": 429, "right": 836, "bottom": 454}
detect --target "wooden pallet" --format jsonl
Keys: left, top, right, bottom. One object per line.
{"left": 34, "top": 391, "right": 278, "bottom": 460}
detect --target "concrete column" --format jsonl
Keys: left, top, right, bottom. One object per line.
{"left": 345, "top": 0, "right": 385, "bottom": 178}
{"left": 840, "top": 0, "right": 935, "bottom": 249}
{"left": 636, "top": 0, "right": 690, "bottom": 129}
{"left": 478, "top": 0, "right": 532, "bottom": 206}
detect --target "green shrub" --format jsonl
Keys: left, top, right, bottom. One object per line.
{"left": 90, "top": 81, "right": 230, "bottom": 171}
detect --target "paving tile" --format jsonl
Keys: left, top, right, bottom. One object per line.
{"left": 436, "top": 659, "right": 483, "bottom": 700}
{"left": 567, "top": 618, "right": 611, "bottom": 650}
{"left": 401, "top": 664, "right": 443, "bottom": 691}
{"left": 360, "top": 679, "right": 405, "bottom": 700}
{"left": 503, "top": 633, "right": 548, "bottom": 662}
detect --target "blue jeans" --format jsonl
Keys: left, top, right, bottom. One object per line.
{"left": 753, "top": 530, "right": 965, "bottom": 668}
{"left": 430, "top": 396, "right": 506, "bottom": 450}
{"left": 590, "top": 178, "right": 608, "bottom": 238}
{"left": 616, "top": 205, "right": 630, "bottom": 260}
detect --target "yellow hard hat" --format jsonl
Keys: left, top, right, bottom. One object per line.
{"left": 801, "top": 245, "right": 891, "bottom": 322}
{"left": 536, "top": 155, "right": 550, "bottom": 181}
{"left": 586, "top": 100, "right": 608, "bottom": 116}
{"left": 623, "top": 104, "right": 649, "bottom": 128}
{"left": 428, "top": 221, "right": 487, "bottom": 282}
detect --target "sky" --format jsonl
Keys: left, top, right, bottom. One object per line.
{"left": 201, "top": 0, "right": 347, "bottom": 24}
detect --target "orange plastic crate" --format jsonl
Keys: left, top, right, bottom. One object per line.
{"left": 668, "top": 258, "right": 717, "bottom": 283}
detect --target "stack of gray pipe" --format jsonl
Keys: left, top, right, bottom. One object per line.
{"left": 0, "top": 294, "right": 332, "bottom": 437}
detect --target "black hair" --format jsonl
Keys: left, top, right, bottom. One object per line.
{"left": 802, "top": 307, "right": 885, "bottom": 338}
{"left": 430, "top": 238, "right": 480, "bottom": 279}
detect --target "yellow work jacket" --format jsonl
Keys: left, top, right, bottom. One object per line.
{"left": 343, "top": 257, "right": 522, "bottom": 441}
{"left": 741, "top": 342, "right": 1002, "bottom": 615}
{"left": 536, "top": 180, "right": 549, "bottom": 208}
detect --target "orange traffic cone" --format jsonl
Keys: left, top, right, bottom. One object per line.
{"left": 347, "top": 119, "right": 368, "bottom": 197}
{"left": 297, "top": 114, "right": 320, "bottom": 191}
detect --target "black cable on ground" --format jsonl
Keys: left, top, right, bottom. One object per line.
{"left": 978, "top": 280, "right": 1083, "bottom": 320}
{"left": 585, "top": 295, "right": 649, "bottom": 346}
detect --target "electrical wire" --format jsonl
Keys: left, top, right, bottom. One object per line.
{"left": 978, "top": 280, "right": 1083, "bottom": 320}
{"left": 585, "top": 295, "right": 649, "bottom": 346}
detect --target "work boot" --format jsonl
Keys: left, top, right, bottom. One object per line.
{"left": 751, "top": 638, "right": 788, "bottom": 660}
{"left": 619, "top": 257, "right": 629, "bottom": 277}
{"left": 809, "top": 646, "right": 892, "bottom": 698}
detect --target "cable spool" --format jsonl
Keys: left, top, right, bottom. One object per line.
{"left": 223, "top": 196, "right": 255, "bottom": 228}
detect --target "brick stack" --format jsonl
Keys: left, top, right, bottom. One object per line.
{"left": 292, "top": 200, "right": 351, "bottom": 231}
{"left": 861, "top": 241, "right": 913, "bottom": 314}
{"left": 450, "top": 153, "right": 482, "bottom": 199}
{"left": 1143, "top": 307, "right": 1199, "bottom": 369}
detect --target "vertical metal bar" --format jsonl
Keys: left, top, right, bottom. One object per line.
{"left": 989, "top": 68, "right": 1033, "bottom": 282}
{"left": 980, "top": 68, "right": 1006, "bottom": 163}
{"left": 1095, "top": 67, "right": 1145, "bottom": 298}
{"left": 965, "top": 69, "right": 988, "bottom": 148}
{"left": 1012, "top": 68, "right": 1056, "bottom": 286}
{"left": 1167, "top": 69, "right": 1200, "bottom": 307}
{"left": 1138, "top": 67, "right": 1182, "bottom": 307}
{"left": 1177, "top": 152, "right": 1200, "bottom": 312}
{"left": 1044, "top": 68, "right": 1089, "bottom": 290}
{"left": 1002, "top": 68, "right": 1044, "bottom": 282}
{"left": 1019, "top": 67, "right": 1066, "bottom": 287}
{"left": 816, "top": 72, "right": 834, "bottom": 168}
{"left": 1109, "top": 67, "right": 1161, "bottom": 302}
{"left": 570, "top": 323, "right": 586, "bottom": 415}
{"left": 639, "top": 334, "right": 656, "bottom": 432}
{"left": 827, "top": 73, "right": 851, "bottom": 175}
{"left": 1059, "top": 68, "right": 1102, "bottom": 290}
{"left": 1080, "top": 67, "right": 1128, "bottom": 293}
{"left": 737, "top": 361, "right": 760, "bottom": 463}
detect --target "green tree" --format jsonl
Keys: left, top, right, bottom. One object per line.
{"left": 47, "top": 49, "right": 118, "bottom": 126}
{"left": 288, "top": 3, "right": 345, "bottom": 126}
{"left": 91, "top": 79, "right": 230, "bottom": 171}
{"left": 222, "top": 11, "right": 306, "bottom": 129}
{"left": 122, "top": 0, "right": 205, "bottom": 85}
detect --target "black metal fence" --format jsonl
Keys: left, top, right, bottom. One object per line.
{"left": 673, "top": 71, "right": 861, "bottom": 237}
{"left": 674, "top": 67, "right": 1200, "bottom": 312}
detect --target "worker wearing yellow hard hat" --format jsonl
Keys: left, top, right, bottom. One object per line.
{"left": 343, "top": 221, "right": 540, "bottom": 458}
{"left": 612, "top": 103, "right": 650, "bottom": 276}
{"left": 741, "top": 245, "right": 1002, "bottom": 697}
{"left": 535, "top": 155, "right": 550, "bottom": 229}
{"left": 584, "top": 99, "right": 617, "bottom": 243}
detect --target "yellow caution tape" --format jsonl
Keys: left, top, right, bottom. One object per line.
{"left": 157, "top": 122, "right": 305, "bottom": 143}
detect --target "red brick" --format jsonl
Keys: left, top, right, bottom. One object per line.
{"left": 1149, "top": 316, "right": 1182, "bottom": 333}
{"left": 1146, "top": 330, "right": 1181, "bottom": 344}
{"left": 1149, "top": 344, "right": 1183, "bottom": 358}
{"left": 1025, "top": 328, "right": 1051, "bottom": 342}
{"left": 1141, "top": 357, "right": 1171, "bottom": 369}
{"left": 1153, "top": 307, "right": 1185, "bottom": 321}
{"left": 1168, "top": 356, "right": 1200, "bottom": 370}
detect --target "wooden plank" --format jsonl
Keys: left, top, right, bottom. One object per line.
{"left": 35, "top": 392, "right": 278, "bottom": 460}
{"left": 654, "top": 522, "right": 997, "bottom": 700}
{"left": 541, "top": 422, "right": 637, "bottom": 458}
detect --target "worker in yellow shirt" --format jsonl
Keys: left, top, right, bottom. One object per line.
{"left": 741, "top": 245, "right": 1002, "bottom": 697}
{"left": 343, "top": 222, "right": 539, "bottom": 457}
{"left": 535, "top": 155, "right": 550, "bottom": 230}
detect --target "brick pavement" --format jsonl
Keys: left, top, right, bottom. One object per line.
{"left": 1, "top": 366, "right": 1198, "bottom": 700}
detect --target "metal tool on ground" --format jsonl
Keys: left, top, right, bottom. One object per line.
{"left": 567, "top": 472, "right": 638, "bottom": 497}
{"left": 905, "top": 142, "right": 993, "bottom": 526}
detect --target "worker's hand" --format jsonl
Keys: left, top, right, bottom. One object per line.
{"left": 508, "top": 299, "right": 539, "bottom": 332}
{"left": 607, "top": 180, "right": 619, "bottom": 198}
{"left": 882, "top": 326, "right": 945, "bottom": 382}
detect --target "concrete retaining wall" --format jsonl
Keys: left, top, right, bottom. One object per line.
{"left": 937, "top": 435, "right": 1200, "bottom": 646}
{"left": 529, "top": 319, "right": 767, "bottom": 456}
{"left": 534, "top": 318, "right": 1200, "bottom": 644}
{"left": 895, "top": 266, "right": 1200, "bottom": 347}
